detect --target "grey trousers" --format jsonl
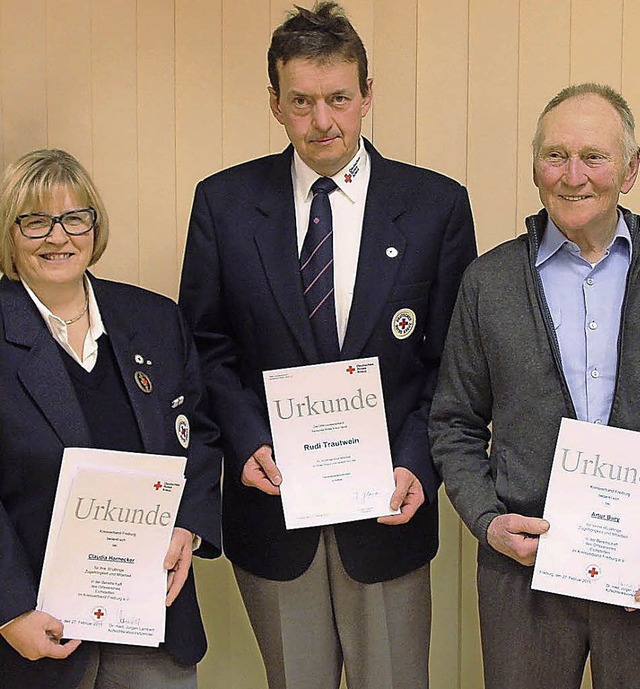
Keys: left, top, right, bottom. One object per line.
{"left": 234, "top": 526, "right": 431, "bottom": 689}
{"left": 478, "top": 547, "right": 640, "bottom": 689}
{"left": 76, "top": 643, "right": 197, "bottom": 689}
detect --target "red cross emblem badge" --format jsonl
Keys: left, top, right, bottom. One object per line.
{"left": 392, "top": 308, "right": 416, "bottom": 340}
{"left": 92, "top": 607, "right": 106, "bottom": 621}
{"left": 175, "top": 414, "right": 190, "bottom": 449}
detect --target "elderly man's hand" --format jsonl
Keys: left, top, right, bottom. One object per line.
{"left": 0, "top": 610, "right": 82, "bottom": 661}
{"left": 487, "top": 513, "right": 550, "bottom": 566}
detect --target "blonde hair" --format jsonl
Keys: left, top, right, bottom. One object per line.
{"left": 0, "top": 149, "right": 109, "bottom": 280}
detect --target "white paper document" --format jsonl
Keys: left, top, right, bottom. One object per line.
{"left": 263, "top": 357, "right": 399, "bottom": 529}
{"left": 38, "top": 448, "right": 186, "bottom": 645}
{"left": 532, "top": 418, "right": 640, "bottom": 608}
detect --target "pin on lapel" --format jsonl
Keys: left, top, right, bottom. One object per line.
{"left": 134, "top": 353, "right": 153, "bottom": 366}
{"left": 386, "top": 247, "right": 398, "bottom": 258}
{"left": 134, "top": 370, "right": 153, "bottom": 394}
{"left": 171, "top": 395, "right": 184, "bottom": 409}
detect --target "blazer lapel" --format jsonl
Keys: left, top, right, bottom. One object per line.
{"left": 341, "top": 145, "right": 407, "bottom": 359}
{"left": 253, "top": 147, "right": 320, "bottom": 364}
{"left": 92, "top": 278, "right": 166, "bottom": 455}
{"left": 0, "top": 278, "right": 91, "bottom": 446}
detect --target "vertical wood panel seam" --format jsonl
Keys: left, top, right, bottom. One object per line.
{"left": 514, "top": 0, "right": 521, "bottom": 238}
{"left": 620, "top": 0, "right": 625, "bottom": 89}
{"left": 569, "top": 0, "right": 573, "bottom": 83}
{"left": 174, "top": 0, "right": 180, "bottom": 282}
{"left": 464, "top": 0, "right": 470, "bottom": 188}
{"left": 135, "top": 0, "right": 140, "bottom": 285}
{"left": 44, "top": 0, "right": 50, "bottom": 146}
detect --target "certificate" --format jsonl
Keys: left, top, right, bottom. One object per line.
{"left": 263, "top": 357, "right": 399, "bottom": 529}
{"left": 38, "top": 448, "right": 186, "bottom": 645}
{"left": 532, "top": 418, "right": 640, "bottom": 608}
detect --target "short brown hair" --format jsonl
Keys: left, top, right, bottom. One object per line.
{"left": 0, "top": 149, "right": 109, "bottom": 280}
{"left": 268, "top": 1, "right": 369, "bottom": 98}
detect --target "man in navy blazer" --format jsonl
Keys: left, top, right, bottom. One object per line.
{"left": 0, "top": 274, "right": 221, "bottom": 689}
{"left": 179, "top": 3, "right": 476, "bottom": 688}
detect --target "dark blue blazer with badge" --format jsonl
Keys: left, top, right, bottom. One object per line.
{"left": 179, "top": 139, "right": 476, "bottom": 584}
{"left": 0, "top": 274, "right": 222, "bottom": 689}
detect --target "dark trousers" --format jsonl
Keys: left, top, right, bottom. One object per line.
{"left": 477, "top": 546, "right": 640, "bottom": 689}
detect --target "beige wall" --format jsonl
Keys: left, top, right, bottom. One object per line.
{"left": 3, "top": 0, "right": 639, "bottom": 686}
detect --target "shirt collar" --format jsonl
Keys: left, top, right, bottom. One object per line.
{"left": 22, "top": 275, "right": 106, "bottom": 341}
{"left": 292, "top": 138, "right": 369, "bottom": 203}
{"left": 536, "top": 211, "right": 632, "bottom": 267}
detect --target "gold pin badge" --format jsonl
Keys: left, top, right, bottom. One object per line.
{"left": 134, "top": 370, "right": 153, "bottom": 393}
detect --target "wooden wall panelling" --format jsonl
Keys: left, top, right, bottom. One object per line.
{"left": 372, "top": 0, "right": 418, "bottom": 164}
{"left": 467, "top": 0, "right": 519, "bottom": 255}
{"left": 621, "top": 0, "right": 640, "bottom": 213}
{"left": 222, "top": 0, "right": 271, "bottom": 167}
{"left": 175, "top": 0, "right": 223, "bottom": 279}
{"left": 90, "top": 0, "right": 139, "bottom": 285}
{"left": 416, "top": 0, "right": 469, "bottom": 183}
{"left": 0, "top": 0, "right": 47, "bottom": 166}
{"left": 45, "top": 0, "right": 92, "bottom": 171}
{"left": 570, "top": 0, "right": 623, "bottom": 87}
{"left": 516, "top": 0, "right": 570, "bottom": 235}
{"left": 137, "top": 0, "right": 177, "bottom": 298}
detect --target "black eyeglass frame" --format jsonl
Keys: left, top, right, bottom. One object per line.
{"left": 14, "top": 207, "right": 97, "bottom": 239}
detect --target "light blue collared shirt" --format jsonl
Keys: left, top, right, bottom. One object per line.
{"left": 536, "top": 214, "right": 631, "bottom": 424}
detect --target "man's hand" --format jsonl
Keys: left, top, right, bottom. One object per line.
{"left": 487, "top": 513, "right": 550, "bottom": 566}
{"left": 165, "top": 527, "right": 194, "bottom": 607}
{"left": 377, "top": 467, "right": 424, "bottom": 525}
{"left": 0, "top": 610, "right": 81, "bottom": 661}
{"left": 241, "top": 445, "right": 282, "bottom": 495}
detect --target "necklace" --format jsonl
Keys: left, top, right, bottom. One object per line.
{"left": 63, "top": 292, "right": 89, "bottom": 325}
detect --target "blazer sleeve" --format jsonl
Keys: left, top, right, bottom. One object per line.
{"left": 173, "top": 306, "right": 223, "bottom": 559}
{"left": 0, "top": 503, "right": 38, "bottom": 626}
{"left": 178, "top": 181, "right": 272, "bottom": 484}
{"left": 393, "top": 185, "right": 477, "bottom": 504}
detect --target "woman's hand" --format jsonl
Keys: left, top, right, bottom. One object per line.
{"left": 0, "top": 610, "right": 81, "bottom": 660}
{"left": 165, "top": 527, "right": 194, "bottom": 607}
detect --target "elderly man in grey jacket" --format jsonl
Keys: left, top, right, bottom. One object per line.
{"left": 430, "top": 82, "right": 640, "bottom": 689}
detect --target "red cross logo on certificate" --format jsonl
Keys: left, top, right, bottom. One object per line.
{"left": 344, "top": 173, "right": 353, "bottom": 183}
{"left": 154, "top": 481, "right": 163, "bottom": 491}
{"left": 93, "top": 608, "right": 105, "bottom": 620}
{"left": 346, "top": 366, "right": 355, "bottom": 374}
{"left": 587, "top": 565, "right": 600, "bottom": 578}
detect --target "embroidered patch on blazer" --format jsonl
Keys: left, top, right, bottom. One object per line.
{"left": 175, "top": 414, "right": 190, "bottom": 449}
{"left": 392, "top": 308, "right": 416, "bottom": 340}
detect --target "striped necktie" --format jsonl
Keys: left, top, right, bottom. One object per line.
{"left": 300, "top": 176, "right": 340, "bottom": 361}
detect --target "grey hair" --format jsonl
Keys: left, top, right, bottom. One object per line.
{"left": 532, "top": 83, "right": 638, "bottom": 164}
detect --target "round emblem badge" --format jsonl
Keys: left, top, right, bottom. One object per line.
{"left": 392, "top": 308, "right": 417, "bottom": 340}
{"left": 134, "top": 370, "right": 153, "bottom": 394}
{"left": 175, "top": 414, "right": 190, "bottom": 449}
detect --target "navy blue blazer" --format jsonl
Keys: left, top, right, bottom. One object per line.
{"left": 179, "top": 140, "right": 476, "bottom": 583}
{"left": 0, "top": 275, "right": 222, "bottom": 689}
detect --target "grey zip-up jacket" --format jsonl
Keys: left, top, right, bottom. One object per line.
{"left": 429, "top": 207, "right": 640, "bottom": 548}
